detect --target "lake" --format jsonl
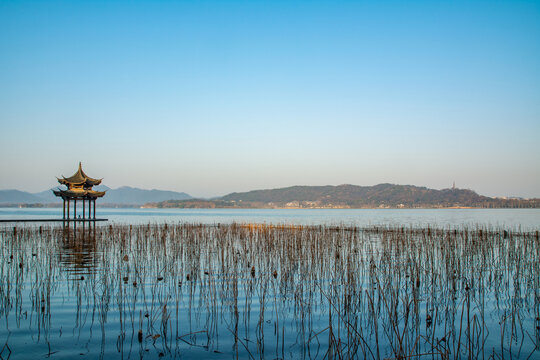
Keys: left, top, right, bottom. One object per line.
{"left": 1, "top": 207, "right": 539, "bottom": 230}
{"left": 0, "top": 210, "right": 539, "bottom": 359}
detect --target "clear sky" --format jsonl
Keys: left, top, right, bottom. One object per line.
{"left": 1, "top": 0, "right": 539, "bottom": 198}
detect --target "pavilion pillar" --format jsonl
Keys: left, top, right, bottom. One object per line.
{"left": 63, "top": 199, "right": 66, "bottom": 219}
{"left": 83, "top": 199, "right": 86, "bottom": 220}
{"left": 74, "top": 199, "right": 77, "bottom": 219}
{"left": 93, "top": 199, "right": 96, "bottom": 219}
{"left": 67, "top": 200, "right": 70, "bottom": 219}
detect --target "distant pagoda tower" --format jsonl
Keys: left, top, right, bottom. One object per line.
{"left": 53, "top": 162, "right": 106, "bottom": 220}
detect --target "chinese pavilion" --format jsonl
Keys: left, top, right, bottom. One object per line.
{"left": 53, "top": 162, "right": 106, "bottom": 220}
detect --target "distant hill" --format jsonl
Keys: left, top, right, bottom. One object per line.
{"left": 102, "top": 186, "right": 192, "bottom": 205}
{"left": 220, "top": 184, "right": 491, "bottom": 207}
{"left": 0, "top": 186, "right": 192, "bottom": 206}
{"left": 0, "top": 190, "right": 44, "bottom": 204}
{"left": 150, "top": 184, "right": 540, "bottom": 209}
{"left": 2, "top": 183, "right": 538, "bottom": 208}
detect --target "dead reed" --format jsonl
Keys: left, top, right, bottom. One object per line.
{"left": 0, "top": 223, "right": 539, "bottom": 359}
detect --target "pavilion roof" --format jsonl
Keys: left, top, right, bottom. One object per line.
{"left": 58, "top": 162, "right": 102, "bottom": 186}
{"left": 53, "top": 189, "right": 106, "bottom": 199}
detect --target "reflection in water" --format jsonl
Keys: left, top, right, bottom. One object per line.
{"left": 58, "top": 224, "right": 99, "bottom": 275}
{"left": 0, "top": 223, "right": 539, "bottom": 359}
{"left": 3, "top": 208, "right": 540, "bottom": 230}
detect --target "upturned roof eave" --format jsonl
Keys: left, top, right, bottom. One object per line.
{"left": 52, "top": 189, "right": 106, "bottom": 199}
{"left": 57, "top": 163, "right": 102, "bottom": 186}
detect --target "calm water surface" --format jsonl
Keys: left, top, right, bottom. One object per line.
{"left": 0, "top": 210, "right": 539, "bottom": 359}
{"left": 1, "top": 207, "right": 539, "bottom": 229}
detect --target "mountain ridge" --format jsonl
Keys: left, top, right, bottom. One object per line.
{"left": 2, "top": 183, "right": 538, "bottom": 208}
{"left": 151, "top": 183, "right": 540, "bottom": 209}
{"left": 0, "top": 186, "right": 192, "bottom": 205}
{"left": 220, "top": 183, "right": 489, "bottom": 206}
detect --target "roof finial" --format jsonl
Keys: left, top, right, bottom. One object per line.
{"left": 79, "top": 162, "right": 82, "bottom": 170}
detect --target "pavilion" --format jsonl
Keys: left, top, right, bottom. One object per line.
{"left": 53, "top": 162, "right": 106, "bottom": 220}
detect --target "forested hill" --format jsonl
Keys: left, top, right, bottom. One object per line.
{"left": 152, "top": 184, "right": 540, "bottom": 209}
{"left": 220, "top": 184, "right": 492, "bottom": 207}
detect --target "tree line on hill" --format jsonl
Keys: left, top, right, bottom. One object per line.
{"left": 2, "top": 183, "right": 538, "bottom": 209}
{"left": 146, "top": 184, "right": 540, "bottom": 209}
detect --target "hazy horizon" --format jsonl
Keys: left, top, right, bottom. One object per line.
{"left": 1, "top": 1, "right": 539, "bottom": 198}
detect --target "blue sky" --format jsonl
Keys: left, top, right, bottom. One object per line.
{"left": 1, "top": 0, "right": 539, "bottom": 198}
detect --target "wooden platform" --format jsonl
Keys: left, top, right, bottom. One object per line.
{"left": 0, "top": 219, "right": 108, "bottom": 223}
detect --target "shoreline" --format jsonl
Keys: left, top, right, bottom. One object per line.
{"left": 3, "top": 204, "right": 539, "bottom": 210}
{"left": 3, "top": 204, "right": 540, "bottom": 209}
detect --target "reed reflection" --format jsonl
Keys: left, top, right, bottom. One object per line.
{"left": 58, "top": 223, "right": 99, "bottom": 276}
{"left": 0, "top": 223, "right": 538, "bottom": 359}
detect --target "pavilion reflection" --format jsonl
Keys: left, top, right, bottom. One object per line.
{"left": 58, "top": 223, "right": 99, "bottom": 275}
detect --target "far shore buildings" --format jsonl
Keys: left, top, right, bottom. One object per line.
{"left": 53, "top": 163, "right": 105, "bottom": 220}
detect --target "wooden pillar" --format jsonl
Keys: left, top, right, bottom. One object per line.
{"left": 93, "top": 199, "right": 96, "bottom": 219}
{"left": 74, "top": 199, "right": 77, "bottom": 219}
{"left": 63, "top": 199, "right": 66, "bottom": 219}
{"left": 83, "top": 199, "right": 86, "bottom": 219}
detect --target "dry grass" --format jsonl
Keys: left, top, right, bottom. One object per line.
{"left": 1, "top": 223, "right": 539, "bottom": 359}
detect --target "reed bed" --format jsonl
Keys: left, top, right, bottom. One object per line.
{"left": 0, "top": 223, "right": 539, "bottom": 359}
